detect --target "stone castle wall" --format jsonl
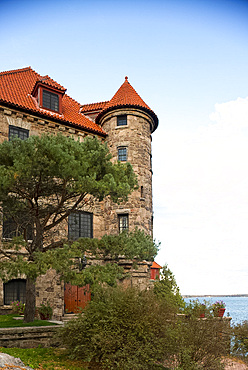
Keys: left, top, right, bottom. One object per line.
{"left": 99, "top": 108, "right": 153, "bottom": 236}
{"left": 0, "top": 104, "right": 155, "bottom": 317}
{"left": 0, "top": 106, "right": 105, "bottom": 239}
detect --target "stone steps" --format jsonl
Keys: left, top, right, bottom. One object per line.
{"left": 62, "top": 313, "right": 77, "bottom": 322}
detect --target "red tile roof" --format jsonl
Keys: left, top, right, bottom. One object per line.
{"left": 80, "top": 101, "right": 108, "bottom": 113}
{"left": 0, "top": 67, "right": 106, "bottom": 136}
{"left": 33, "top": 75, "right": 67, "bottom": 93}
{"left": 151, "top": 261, "right": 162, "bottom": 269}
{"left": 96, "top": 77, "right": 158, "bottom": 132}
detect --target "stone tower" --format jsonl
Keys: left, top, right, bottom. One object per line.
{"left": 96, "top": 77, "right": 158, "bottom": 236}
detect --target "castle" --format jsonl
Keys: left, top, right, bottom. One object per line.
{"left": 0, "top": 67, "right": 159, "bottom": 318}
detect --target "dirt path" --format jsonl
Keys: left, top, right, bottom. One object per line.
{"left": 224, "top": 357, "right": 248, "bottom": 369}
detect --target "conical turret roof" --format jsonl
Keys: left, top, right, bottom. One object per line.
{"left": 96, "top": 77, "right": 158, "bottom": 132}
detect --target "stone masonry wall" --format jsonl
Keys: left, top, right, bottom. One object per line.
{"left": 0, "top": 326, "right": 60, "bottom": 348}
{"left": 0, "top": 105, "right": 106, "bottom": 239}
{"left": 0, "top": 105, "right": 105, "bottom": 315}
{"left": 99, "top": 108, "right": 153, "bottom": 237}
{"left": 0, "top": 104, "right": 155, "bottom": 315}
{"left": 36, "top": 269, "right": 64, "bottom": 320}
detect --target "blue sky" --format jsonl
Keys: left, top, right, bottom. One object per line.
{"left": 1, "top": 0, "right": 248, "bottom": 295}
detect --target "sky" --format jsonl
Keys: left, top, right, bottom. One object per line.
{"left": 0, "top": 0, "right": 248, "bottom": 295}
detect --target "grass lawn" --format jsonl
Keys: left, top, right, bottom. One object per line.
{"left": 0, "top": 347, "right": 168, "bottom": 370}
{"left": 0, "top": 314, "right": 58, "bottom": 328}
{"left": 0, "top": 347, "right": 89, "bottom": 369}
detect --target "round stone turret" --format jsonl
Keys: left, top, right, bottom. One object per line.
{"left": 96, "top": 77, "right": 158, "bottom": 236}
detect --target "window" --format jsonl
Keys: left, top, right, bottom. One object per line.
{"left": 117, "top": 115, "right": 127, "bottom": 126}
{"left": 9, "top": 125, "right": 29, "bottom": 141}
{"left": 42, "top": 89, "right": 59, "bottom": 112}
{"left": 118, "top": 214, "right": 128, "bottom": 233}
{"left": 4, "top": 279, "right": 26, "bottom": 305}
{"left": 118, "top": 147, "right": 127, "bottom": 161}
{"left": 68, "top": 211, "right": 93, "bottom": 240}
{"left": 140, "top": 186, "right": 144, "bottom": 198}
{"left": 2, "top": 212, "right": 33, "bottom": 240}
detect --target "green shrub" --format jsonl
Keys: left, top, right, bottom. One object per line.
{"left": 38, "top": 302, "right": 53, "bottom": 320}
{"left": 153, "top": 264, "right": 185, "bottom": 310}
{"left": 183, "top": 299, "right": 213, "bottom": 318}
{"left": 232, "top": 321, "right": 248, "bottom": 363}
{"left": 174, "top": 316, "right": 229, "bottom": 370}
{"left": 60, "top": 286, "right": 177, "bottom": 369}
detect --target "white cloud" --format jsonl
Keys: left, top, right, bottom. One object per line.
{"left": 153, "top": 96, "right": 248, "bottom": 295}
{"left": 209, "top": 96, "right": 248, "bottom": 131}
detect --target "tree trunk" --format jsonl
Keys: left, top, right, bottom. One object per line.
{"left": 24, "top": 276, "right": 36, "bottom": 323}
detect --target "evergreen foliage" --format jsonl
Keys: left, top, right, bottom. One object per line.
{"left": 153, "top": 264, "right": 185, "bottom": 309}
{"left": 0, "top": 134, "right": 153, "bottom": 322}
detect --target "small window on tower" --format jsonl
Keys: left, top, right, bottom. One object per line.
{"left": 141, "top": 186, "right": 144, "bottom": 198}
{"left": 117, "top": 115, "right": 127, "bottom": 126}
{"left": 118, "top": 214, "right": 128, "bottom": 233}
{"left": 118, "top": 147, "right": 127, "bottom": 161}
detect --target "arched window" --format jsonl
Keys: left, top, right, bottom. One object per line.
{"left": 4, "top": 279, "right": 26, "bottom": 305}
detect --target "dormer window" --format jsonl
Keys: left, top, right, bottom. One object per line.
{"left": 42, "top": 89, "right": 59, "bottom": 112}
{"left": 31, "top": 79, "right": 66, "bottom": 115}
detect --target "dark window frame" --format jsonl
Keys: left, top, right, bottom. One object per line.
{"left": 68, "top": 211, "right": 93, "bottom": 240}
{"left": 117, "top": 115, "right": 127, "bottom": 127}
{"left": 9, "top": 125, "right": 29, "bottom": 141}
{"left": 4, "top": 279, "right": 26, "bottom": 305}
{"left": 118, "top": 147, "right": 127, "bottom": 162}
{"left": 42, "top": 89, "right": 59, "bottom": 112}
{"left": 118, "top": 214, "right": 129, "bottom": 233}
{"left": 2, "top": 211, "right": 33, "bottom": 241}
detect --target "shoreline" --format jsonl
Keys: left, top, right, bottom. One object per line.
{"left": 183, "top": 295, "right": 248, "bottom": 298}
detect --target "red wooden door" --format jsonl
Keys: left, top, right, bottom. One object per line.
{"left": 64, "top": 283, "right": 91, "bottom": 313}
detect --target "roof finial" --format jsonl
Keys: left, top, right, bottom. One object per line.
{"left": 125, "top": 76, "right": 128, "bottom": 81}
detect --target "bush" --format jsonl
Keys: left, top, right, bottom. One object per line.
{"left": 60, "top": 286, "right": 231, "bottom": 370}
{"left": 183, "top": 299, "right": 213, "bottom": 318}
{"left": 232, "top": 321, "right": 248, "bottom": 363}
{"left": 153, "top": 264, "right": 185, "bottom": 310}
{"left": 11, "top": 300, "right": 25, "bottom": 315}
{"left": 174, "top": 315, "right": 229, "bottom": 369}
{"left": 38, "top": 302, "right": 53, "bottom": 320}
{"left": 60, "top": 286, "right": 177, "bottom": 369}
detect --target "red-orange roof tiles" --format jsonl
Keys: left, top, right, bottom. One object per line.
{"left": 0, "top": 67, "right": 106, "bottom": 136}
{"left": 80, "top": 101, "right": 108, "bottom": 113}
{"left": 35, "top": 75, "right": 67, "bottom": 92}
{"left": 96, "top": 77, "right": 158, "bottom": 131}
{"left": 151, "top": 261, "right": 162, "bottom": 269}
